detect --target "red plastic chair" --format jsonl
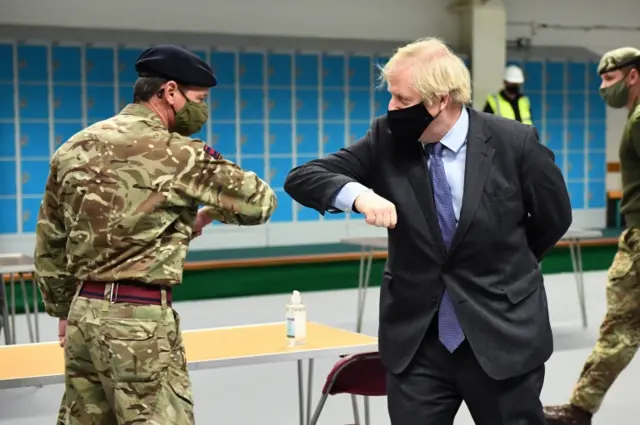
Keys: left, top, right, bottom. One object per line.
{"left": 309, "top": 352, "right": 386, "bottom": 425}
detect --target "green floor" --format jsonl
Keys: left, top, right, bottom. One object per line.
{"left": 5, "top": 233, "right": 620, "bottom": 315}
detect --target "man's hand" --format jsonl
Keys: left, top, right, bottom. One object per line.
{"left": 354, "top": 190, "right": 397, "bottom": 229}
{"left": 192, "top": 209, "right": 214, "bottom": 238}
{"left": 58, "top": 318, "right": 67, "bottom": 347}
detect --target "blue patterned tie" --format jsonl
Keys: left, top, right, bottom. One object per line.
{"left": 427, "top": 142, "right": 465, "bottom": 353}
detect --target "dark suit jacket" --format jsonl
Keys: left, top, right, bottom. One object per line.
{"left": 283, "top": 107, "right": 572, "bottom": 380}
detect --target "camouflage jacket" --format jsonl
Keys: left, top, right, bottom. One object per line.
{"left": 33, "top": 104, "right": 277, "bottom": 318}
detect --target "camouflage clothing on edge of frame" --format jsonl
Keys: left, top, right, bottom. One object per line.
{"left": 56, "top": 296, "right": 193, "bottom": 425}
{"left": 569, "top": 227, "right": 640, "bottom": 413}
{"left": 33, "top": 103, "right": 278, "bottom": 319}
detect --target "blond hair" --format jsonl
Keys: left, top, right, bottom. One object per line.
{"left": 379, "top": 37, "right": 472, "bottom": 106}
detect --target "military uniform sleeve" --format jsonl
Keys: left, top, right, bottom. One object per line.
{"left": 171, "top": 137, "right": 277, "bottom": 225}
{"left": 33, "top": 158, "right": 76, "bottom": 318}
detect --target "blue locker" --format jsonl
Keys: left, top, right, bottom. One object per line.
{"left": 190, "top": 125, "right": 207, "bottom": 143}
{"left": 0, "top": 123, "right": 16, "bottom": 158}
{"left": 554, "top": 153, "right": 565, "bottom": 176}
{"left": 22, "top": 197, "right": 44, "bottom": 233}
{"left": 268, "top": 122, "right": 293, "bottom": 155}
{"left": 348, "top": 90, "right": 371, "bottom": 121}
{"left": 588, "top": 92, "right": 606, "bottom": 121}
{"left": 567, "top": 153, "right": 585, "bottom": 180}
{"left": 322, "top": 123, "right": 345, "bottom": 154}
{"left": 587, "top": 62, "right": 600, "bottom": 92}
{"left": 21, "top": 160, "right": 50, "bottom": 195}
{"left": 566, "top": 122, "right": 585, "bottom": 151}
{"left": 117, "top": 48, "right": 145, "bottom": 84}
{"left": 544, "top": 93, "right": 564, "bottom": 121}
{"left": 18, "top": 84, "right": 49, "bottom": 119}
{"left": 268, "top": 88, "right": 292, "bottom": 121}
{"left": 527, "top": 93, "right": 543, "bottom": 122}
{"left": 322, "top": 54, "right": 345, "bottom": 88}
{"left": 239, "top": 52, "right": 264, "bottom": 86}
{"left": 295, "top": 54, "right": 319, "bottom": 87}
{"left": 568, "top": 182, "right": 585, "bottom": 209}
{"left": 296, "top": 89, "right": 319, "bottom": 120}
{"left": 239, "top": 123, "right": 265, "bottom": 155}
{"left": 0, "top": 83, "right": 14, "bottom": 119}
{"left": 267, "top": 53, "right": 292, "bottom": 87}
{"left": 239, "top": 88, "right": 264, "bottom": 121}
{"left": 20, "top": 123, "right": 50, "bottom": 158}
{"left": 545, "top": 61, "right": 565, "bottom": 92}
{"left": 587, "top": 181, "right": 606, "bottom": 208}
{"left": 349, "top": 123, "right": 370, "bottom": 145}
{"left": 54, "top": 122, "right": 83, "bottom": 148}
{"left": 296, "top": 203, "right": 321, "bottom": 221}
{"left": 211, "top": 51, "right": 236, "bottom": 86}
{"left": 566, "top": 92, "right": 586, "bottom": 121}
{"left": 323, "top": 89, "right": 346, "bottom": 121}
{"left": 348, "top": 55, "right": 371, "bottom": 89}
{"left": 118, "top": 85, "right": 133, "bottom": 110}
{"left": 240, "top": 157, "right": 266, "bottom": 182}
{"left": 52, "top": 46, "right": 81, "bottom": 83}
{"left": 0, "top": 44, "right": 13, "bottom": 82}
{"left": 210, "top": 122, "right": 237, "bottom": 156}
{"left": 545, "top": 122, "right": 565, "bottom": 151}
{"left": 53, "top": 85, "right": 83, "bottom": 119}
{"left": 0, "top": 198, "right": 18, "bottom": 234}
{"left": 272, "top": 190, "right": 293, "bottom": 222}
{"left": 210, "top": 88, "right": 236, "bottom": 121}
{"left": 86, "top": 86, "right": 116, "bottom": 122}
{"left": 374, "top": 89, "right": 391, "bottom": 117}
{"left": 566, "top": 62, "right": 586, "bottom": 91}
{"left": 588, "top": 152, "right": 606, "bottom": 180}
{"left": 587, "top": 122, "right": 606, "bottom": 151}
{"left": 296, "top": 123, "right": 320, "bottom": 155}
{"left": 523, "top": 61, "right": 543, "bottom": 92}
{"left": 17, "top": 45, "right": 47, "bottom": 82}
{"left": 268, "top": 157, "right": 293, "bottom": 188}
{"left": 0, "top": 161, "right": 17, "bottom": 195}
{"left": 85, "top": 47, "right": 114, "bottom": 84}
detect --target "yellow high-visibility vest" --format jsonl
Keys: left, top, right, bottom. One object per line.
{"left": 486, "top": 94, "right": 533, "bottom": 125}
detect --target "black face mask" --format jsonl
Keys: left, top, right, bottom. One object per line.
{"left": 386, "top": 102, "right": 440, "bottom": 142}
{"left": 505, "top": 84, "right": 520, "bottom": 95}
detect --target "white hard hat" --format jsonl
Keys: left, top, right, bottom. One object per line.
{"left": 504, "top": 65, "right": 525, "bottom": 84}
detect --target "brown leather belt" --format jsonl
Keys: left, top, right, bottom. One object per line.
{"left": 80, "top": 280, "right": 172, "bottom": 306}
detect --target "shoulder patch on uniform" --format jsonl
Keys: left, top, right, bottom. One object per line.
{"left": 203, "top": 144, "right": 223, "bottom": 160}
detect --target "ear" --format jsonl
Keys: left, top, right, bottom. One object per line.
{"left": 629, "top": 68, "right": 640, "bottom": 85}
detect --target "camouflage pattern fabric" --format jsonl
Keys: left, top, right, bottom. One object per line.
{"left": 33, "top": 103, "right": 277, "bottom": 319}
{"left": 569, "top": 228, "right": 640, "bottom": 413}
{"left": 57, "top": 294, "right": 193, "bottom": 425}
{"left": 597, "top": 47, "right": 640, "bottom": 75}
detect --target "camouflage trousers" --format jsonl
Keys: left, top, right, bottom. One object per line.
{"left": 57, "top": 289, "right": 195, "bottom": 425}
{"left": 570, "top": 227, "right": 640, "bottom": 413}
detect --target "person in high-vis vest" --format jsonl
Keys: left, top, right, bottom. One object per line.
{"left": 483, "top": 65, "right": 533, "bottom": 125}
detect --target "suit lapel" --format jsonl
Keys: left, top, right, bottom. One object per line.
{"left": 406, "top": 148, "right": 448, "bottom": 258}
{"left": 449, "top": 109, "right": 494, "bottom": 254}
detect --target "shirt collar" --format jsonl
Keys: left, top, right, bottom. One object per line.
{"left": 439, "top": 106, "right": 469, "bottom": 154}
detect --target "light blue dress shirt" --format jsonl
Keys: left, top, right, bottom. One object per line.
{"left": 332, "top": 107, "right": 470, "bottom": 222}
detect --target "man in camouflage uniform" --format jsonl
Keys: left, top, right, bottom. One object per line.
{"left": 34, "top": 44, "right": 277, "bottom": 425}
{"left": 544, "top": 47, "right": 640, "bottom": 425}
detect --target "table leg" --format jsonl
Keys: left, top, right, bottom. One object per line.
{"left": 0, "top": 273, "right": 11, "bottom": 345}
{"left": 568, "top": 240, "right": 588, "bottom": 328}
{"left": 19, "top": 273, "right": 35, "bottom": 343}
{"left": 33, "top": 278, "right": 40, "bottom": 342}
{"left": 10, "top": 273, "right": 16, "bottom": 344}
{"left": 306, "top": 359, "right": 314, "bottom": 425}
{"left": 298, "top": 359, "right": 305, "bottom": 425}
{"left": 356, "top": 249, "right": 374, "bottom": 334}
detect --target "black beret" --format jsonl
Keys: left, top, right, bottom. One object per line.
{"left": 135, "top": 45, "right": 217, "bottom": 88}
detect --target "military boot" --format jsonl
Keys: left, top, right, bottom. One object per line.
{"left": 544, "top": 404, "right": 592, "bottom": 425}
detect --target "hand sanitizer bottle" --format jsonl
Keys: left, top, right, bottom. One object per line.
{"left": 286, "top": 290, "right": 307, "bottom": 346}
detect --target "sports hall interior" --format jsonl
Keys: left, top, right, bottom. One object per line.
{"left": 0, "top": 0, "right": 638, "bottom": 423}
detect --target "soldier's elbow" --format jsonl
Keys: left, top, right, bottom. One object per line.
{"left": 258, "top": 187, "right": 278, "bottom": 224}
